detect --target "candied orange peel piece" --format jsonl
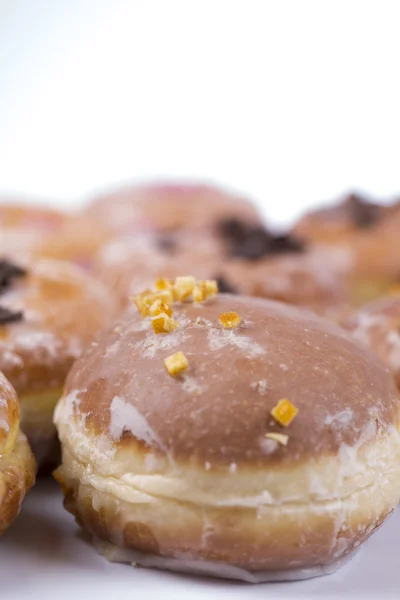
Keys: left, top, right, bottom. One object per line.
{"left": 133, "top": 276, "right": 219, "bottom": 320}
{"left": 265, "top": 432, "right": 289, "bottom": 446}
{"left": 193, "top": 279, "right": 219, "bottom": 303}
{"left": 133, "top": 289, "right": 174, "bottom": 316}
{"left": 270, "top": 398, "right": 298, "bottom": 427}
{"left": 151, "top": 313, "right": 179, "bottom": 334}
{"left": 219, "top": 311, "right": 241, "bottom": 329}
{"left": 155, "top": 277, "right": 174, "bottom": 291}
{"left": 149, "top": 298, "right": 173, "bottom": 317}
{"left": 164, "top": 351, "right": 188, "bottom": 376}
{"left": 173, "top": 276, "right": 197, "bottom": 301}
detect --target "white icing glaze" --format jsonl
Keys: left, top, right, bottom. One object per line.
{"left": 109, "top": 395, "right": 163, "bottom": 449}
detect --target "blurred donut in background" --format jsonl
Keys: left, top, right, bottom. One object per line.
{"left": 0, "top": 257, "right": 117, "bottom": 467}
{"left": 0, "top": 200, "right": 67, "bottom": 261}
{"left": 34, "top": 214, "right": 112, "bottom": 270}
{"left": 342, "top": 294, "right": 400, "bottom": 389}
{"left": 95, "top": 219, "right": 350, "bottom": 319}
{"left": 292, "top": 192, "right": 396, "bottom": 245}
{"left": 85, "top": 181, "right": 264, "bottom": 236}
{"left": 292, "top": 193, "right": 400, "bottom": 307}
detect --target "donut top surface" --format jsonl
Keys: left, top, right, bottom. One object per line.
{"left": 0, "top": 372, "right": 19, "bottom": 454}
{"left": 0, "top": 258, "right": 117, "bottom": 394}
{"left": 86, "top": 182, "right": 263, "bottom": 234}
{"left": 62, "top": 291, "right": 400, "bottom": 466}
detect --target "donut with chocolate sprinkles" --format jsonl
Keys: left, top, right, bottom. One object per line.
{"left": 0, "top": 259, "right": 117, "bottom": 467}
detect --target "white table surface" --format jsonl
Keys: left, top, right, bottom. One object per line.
{"left": 1, "top": 478, "right": 398, "bottom": 600}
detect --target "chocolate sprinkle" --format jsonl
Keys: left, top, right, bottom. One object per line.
{"left": 0, "top": 307, "right": 23, "bottom": 325}
{"left": 0, "top": 259, "right": 27, "bottom": 293}
{"left": 0, "top": 259, "right": 27, "bottom": 325}
{"left": 217, "top": 219, "right": 305, "bottom": 261}
{"left": 215, "top": 275, "right": 237, "bottom": 294}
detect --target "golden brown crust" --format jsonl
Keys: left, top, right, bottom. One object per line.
{"left": 0, "top": 372, "right": 19, "bottom": 453}
{"left": 86, "top": 182, "right": 263, "bottom": 235}
{"left": 0, "top": 431, "right": 36, "bottom": 537}
{"left": 61, "top": 294, "right": 400, "bottom": 466}
{"left": 0, "top": 372, "right": 36, "bottom": 536}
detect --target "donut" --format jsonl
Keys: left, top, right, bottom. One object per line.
{"left": 85, "top": 181, "right": 263, "bottom": 236}
{"left": 54, "top": 280, "right": 400, "bottom": 582}
{"left": 95, "top": 224, "right": 349, "bottom": 319}
{"left": 293, "top": 193, "right": 400, "bottom": 306}
{"left": 292, "top": 192, "right": 393, "bottom": 245}
{"left": 0, "top": 201, "right": 67, "bottom": 261}
{"left": 342, "top": 294, "right": 400, "bottom": 389}
{"left": 0, "top": 371, "right": 35, "bottom": 537}
{"left": 0, "top": 258, "right": 117, "bottom": 466}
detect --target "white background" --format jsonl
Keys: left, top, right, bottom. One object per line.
{"left": 1, "top": 0, "right": 400, "bottom": 224}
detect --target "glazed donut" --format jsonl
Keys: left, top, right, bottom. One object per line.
{"left": 0, "top": 258, "right": 117, "bottom": 466}
{"left": 342, "top": 294, "right": 400, "bottom": 389}
{"left": 0, "top": 201, "right": 67, "bottom": 261}
{"left": 293, "top": 193, "right": 400, "bottom": 306}
{"left": 85, "top": 181, "right": 263, "bottom": 236}
{"left": 95, "top": 224, "right": 350, "bottom": 319}
{"left": 0, "top": 371, "right": 35, "bottom": 537}
{"left": 292, "top": 192, "right": 392, "bottom": 245}
{"left": 54, "top": 283, "right": 400, "bottom": 582}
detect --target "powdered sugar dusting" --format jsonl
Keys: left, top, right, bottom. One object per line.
{"left": 250, "top": 380, "right": 269, "bottom": 395}
{"left": 324, "top": 409, "right": 354, "bottom": 427}
{"left": 182, "top": 375, "right": 208, "bottom": 395}
{"left": 136, "top": 327, "right": 190, "bottom": 358}
{"left": 207, "top": 328, "right": 266, "bottom": 358}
